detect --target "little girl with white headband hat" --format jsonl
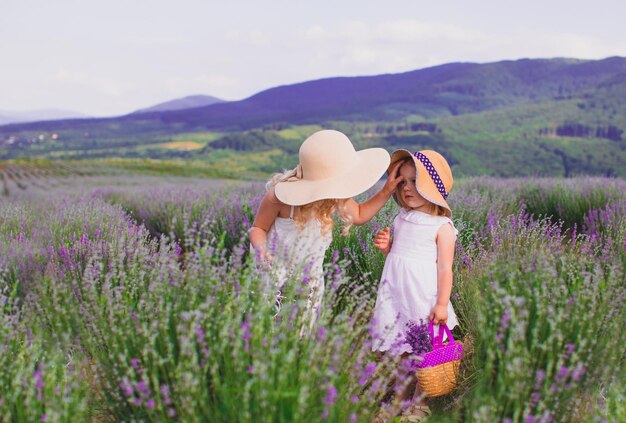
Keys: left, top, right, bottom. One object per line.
{"left": 371, "top": 149, "right": 459, "bottom": 417}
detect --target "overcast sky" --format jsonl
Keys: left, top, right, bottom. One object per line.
{"left": 2, "top": 0, "right": 625, "bottom": 116}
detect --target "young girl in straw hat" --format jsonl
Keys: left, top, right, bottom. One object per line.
{"left": 249, "top": 129, "right": 401, "bottom": 331}
{"left": 371, "top": 149, "right": 458, "bottom": 418}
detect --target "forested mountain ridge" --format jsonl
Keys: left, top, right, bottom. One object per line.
{"left": 1, "top": 57, "right": 624, "bottom": 177}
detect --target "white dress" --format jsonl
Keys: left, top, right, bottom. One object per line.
{"left": 263, "top": 206, "right": 332, "bottom": 331}
{"left": 372, "top": 208, "right": 459, "bottom": 354}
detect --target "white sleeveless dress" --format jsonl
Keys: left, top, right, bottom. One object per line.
{"left": 372, "top": 208, "right": 459, "bottom": 354}
{"left": 264, "top": 206, "right": 332, "bottom": 331}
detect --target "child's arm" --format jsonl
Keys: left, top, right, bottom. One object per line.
{"left": 249, "top": 188, "right": 282, "bottom": 259}
{"left": 342, "top": 161, "right": 402, "bottom": 226}
{"left": 429, "top": 223, "right": 456, "bottom": 325}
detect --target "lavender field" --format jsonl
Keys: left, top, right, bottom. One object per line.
{"left": 1, "top": 175, "right": 625, "bottom": 422}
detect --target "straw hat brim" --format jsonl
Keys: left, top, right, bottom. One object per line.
{"left": 275, "top": 148, "right": 390, "bottom": 206}
{"left": 389, "top": 149, "right": 451, "bottom": 215}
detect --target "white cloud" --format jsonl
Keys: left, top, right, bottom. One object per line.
{"left": 304, "top": 20, "right": 484, "bottom": 43}
{"left": 295, "top": 19, "right": 626, "bottom": 77}
{"left": 304, "top": 25, "right": 327, "bottom": 40}
{"left": 376, "top": 20, "right": 484, "bottom": 42}
{"left": 53, "top": 68, "right": 130, "bottom": 97}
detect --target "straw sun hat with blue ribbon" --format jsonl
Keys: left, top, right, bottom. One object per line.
{"left": 389, "top": 149, "right": 453, "bottom": 216}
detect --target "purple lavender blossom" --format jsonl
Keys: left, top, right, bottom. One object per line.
{"left": 130, "top": 358, "right": 141, "bottom": 370}
{"left": 571, "top": 364, "right": 585, "bottom": 382}
{"left": 136, "top": 380, "right": 151, "bottom": 398}
{"left": 317, "top": 326, "right": 327, "bottom": 340}
{"left": 404, "top": 319, "right": 432, "bottom": 355}
{"left": 120, "top": 379, "right": 134, "bottom": 397}
{"left": 358, "top": 363, "right": 376, "bottom": 386}
{"left": 241, "top": 321, "right": 251, "bottom": 342}
{"left": 555, "top": 366, "right": 569, "bottom": 383}
{"left": 323, "top": 385, "right": 338, "bottom": 405}
{"left": 34, "top": 367, "right": 44, "bottom": 391}
{"left": 195, "top": 326, "right": 206, "bottom": 339}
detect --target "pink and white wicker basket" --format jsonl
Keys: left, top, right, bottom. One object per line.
{"left": 416, "top": 323, "right": 463, "bottom": 397}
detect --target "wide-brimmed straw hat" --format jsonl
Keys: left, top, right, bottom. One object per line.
{"left": 274, "top": 130, "right": 390, "bottom": 206}
{"left": 389, "top": 149, "right": 453, "bottom": 216}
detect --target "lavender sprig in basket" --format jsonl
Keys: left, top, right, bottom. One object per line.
{"left": 405, "top": 319, "right": 433, "bottom": 356}
{"left": 404, "top": 320, "right": 463, "bottom": 397}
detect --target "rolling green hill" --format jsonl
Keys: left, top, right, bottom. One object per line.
{"left": 1, "top": 57, "right": 624, "bottom": 177}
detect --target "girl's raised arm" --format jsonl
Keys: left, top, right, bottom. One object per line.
{"left": 343, "top": 162, "right": 402, "bottom": 226}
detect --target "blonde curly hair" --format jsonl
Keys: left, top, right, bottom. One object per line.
{"left": 268, "top": 167, "right": 352, "bottom": 235}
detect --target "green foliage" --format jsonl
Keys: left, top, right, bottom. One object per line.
{"left": 0, "top": 267, "right": 91, "bottom": 422}
{"left": 1, "top": 176, "right": 625, "bottom": 421}
{"left": 517, "top": 179, "right": 623, "bottom": 230}
{"left": 457, "top": 215, "right": 624, "bottom": 421}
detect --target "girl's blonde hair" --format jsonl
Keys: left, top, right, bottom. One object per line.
{"left": 268, "top": 167, "right": 353, "bottom": 235}
{"left": 395, "top": 159, "right": 448, "bottom": 216}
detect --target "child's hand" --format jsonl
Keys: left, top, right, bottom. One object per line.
{"left": 382, "top": 162, "right": 403, "bottom": 196}
{"left": 429, "top": 304, "right": 448, "bottom": 326}
{"left": 258, "top": 249, "right": 273, "bottom": 269}
{"left": 374, "top": 227, "right": 391, "bottom": 255}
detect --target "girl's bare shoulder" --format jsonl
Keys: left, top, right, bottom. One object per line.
{"left": 263, "top": 187, "right": 294, "bottom": 218}
{"left": 264, "top": 187, "right": 281, "bottom": 204}
{"left": 436, "top": 219, "right": 457, "bottom": 241}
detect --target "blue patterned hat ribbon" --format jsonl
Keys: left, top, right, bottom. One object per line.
{"left": 413, "top": 151, "right": 449, "bottom": 200}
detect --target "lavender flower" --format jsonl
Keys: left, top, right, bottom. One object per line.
{"left": 317, "top": 326, "right": 327, "bottom": 340}
{"left": 323, "top": 385, "right": 338, "bottom": 405}
{"left": 404, "top": 319, "right": 432, "bottom": 355}
{"left": 130, "top": 358, "right": 141, "bottom": 370}
{"left": 120, "top": 379, "right": 134, "bottom": 397}
{"left": 34, "top": 367, "right": 44, "bottom": 391}
{"left": 358, "top": 363, "right": 376, "bottom": 386}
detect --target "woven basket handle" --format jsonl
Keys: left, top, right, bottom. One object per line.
{"left": 429, "top": 321, "right": 455, "bottom": 346}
